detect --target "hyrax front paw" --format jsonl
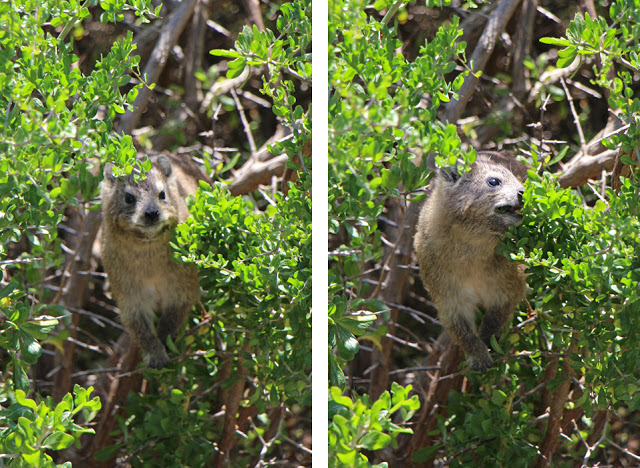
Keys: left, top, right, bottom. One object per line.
{"left": 469, "top": 352, "right": 493, "bottom": 373}
{"left": 146, "top": 348, "right": 170, "bottom": 369}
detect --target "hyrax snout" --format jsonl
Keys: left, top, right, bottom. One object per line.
{"left": 101, "top": 154, "right": 204, "bottom": 369}
{"left": 414, "top": 153, "right": 527, "bottom": 372}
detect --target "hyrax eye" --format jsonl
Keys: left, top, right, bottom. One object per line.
{"left": 487, "top": 177, "right": 502, "bottom": 187}
{"left": 159, "top": 190, "right": 166, "bottom": 200}
{"left": 124, "top": 193, "right": 136, "bottom": 204}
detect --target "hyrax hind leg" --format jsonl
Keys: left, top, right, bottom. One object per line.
{"left": 439, "top": 307, "right": 493, "bottom": 373}
{"left": 121, "top": 310, "right": 170, "bottom": 369}
{"left": 156, "top": 304, "right": 191, "bottom": 347}
{"left": 478, "top": 305, "right": 513, "bottom": 348}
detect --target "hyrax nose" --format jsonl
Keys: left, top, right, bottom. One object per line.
{"left": 144, "top": 208, "right": 160, "bottom": 223}
{"left": 517, "top": 188, "right": 524, "bottom": 204}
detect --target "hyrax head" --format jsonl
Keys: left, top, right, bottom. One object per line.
{"left": 438, "top": 156, "right": 525, "bottom": 235}
{"left": 102, "top": 155, "right": 178, "bottom": 241}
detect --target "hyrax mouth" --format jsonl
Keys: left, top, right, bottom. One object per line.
{"left": 130, "top": 221, "right": 172, "bottom": 241}
{"left": 495, "top": 205, "right": 522, "bottom": 217}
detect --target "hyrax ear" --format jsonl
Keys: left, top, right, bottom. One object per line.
{"left": 438, "top": 167, "right": 461, "bottom": 184}
{"left": 103, "top": 163, "right": 116, "bottom": 185}
{"left": 156, "top": 155, "right": 173, "bottom": 178}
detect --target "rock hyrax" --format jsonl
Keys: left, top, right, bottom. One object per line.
{"left": 101, "top": 154, "right": 206, "bottom": 369}
{"left": 414, "top": 153, "right": 527, "bottom": 372}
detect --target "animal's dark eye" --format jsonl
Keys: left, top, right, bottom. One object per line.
{"left": 124, "top": 193, "right": 136, "bottom": 204}
{"left": 159, "top": 190, "right": 166, "bottom": 200}
{"left": 487, "top": 177, "right": 501, "bottom": 187}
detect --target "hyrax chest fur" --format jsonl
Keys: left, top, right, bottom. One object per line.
{"left": 101, "top": 154, "right": 206, "bottom": 369}
{"left": 414, "top": 154, "right": 526, "bottom": 372}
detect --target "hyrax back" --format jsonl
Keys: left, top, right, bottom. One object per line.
{"left": 414, "top": 153, "right": 527, "bottom": 372}
{"left": 101, "top": 154, "right": 207, "bottom": 369}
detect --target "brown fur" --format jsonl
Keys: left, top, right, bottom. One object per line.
{"left": 100, "top": 154, "right": 208, "bottom": 369}
{"left": 414, "top": 153, "right": 527, "bottom": 372}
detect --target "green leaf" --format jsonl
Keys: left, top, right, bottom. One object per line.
{"left": 0, "top": 281, "right": 18, "bottom": 300}
{"left": 359, "top": 431, "right": 392, "bottom": 450}
{"left": 43, "top": 432, "right": 75, "bottom": 450}
{"left": 339, "top": 314, "right": 376, "bottom": 335}
{"left": 336, "top": 323, "right": 360, "bottom": 360}
{"left": 15, "top": 389, "right": 37, "bottom": 410}
{"left": 94, "top": 443, "right": 123, "bottom": 461}
{"left": 227, "top": 58, "right": 247, "bottom": 78}
{"left": 329, "top": 355, "right": 346, "bottom": 389}
{"left": 412, "top": 444, "right": 442, "bottom": 462}
{"left": 540, "top": 37, "right": 572, "bottom": 46}
{"left": 330, "top": 386, "right": 354, "bottom": 409}
{"left": 557, "top": 50, "right": 578, "bottom": 68}
{"left": 13, "top": 357, "right": 30, "bottom": 391}
{"left": 169, "top": 389, "right": 184, "bottom": 404}
{"left": 22, "top": 451, "right": 42, "bottom": 466}
{"left": 209, "top": 49, "right": 240, "bottom": 58}
{"left": 595, "top": 200, "right": 607, "bottom": 212}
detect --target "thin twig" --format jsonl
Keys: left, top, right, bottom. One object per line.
{"left": 380, "top": 0, "right": 404, "bottom": 26}
{"left": 560, "top": 76, "right": 588, "bottom": 157}
{"left": 114, "top": 437, "right": 172, "bottom": 467}
{"left": 57, "top": 0, "right": 92, "bottom": 42}
{"left": 606, "top": 437, "right": 640, "bottom": 461}
{"left": 580, "top": 412, "right": 609, "bottom": 466}
{"left": 0, "top": 257, "right": 43, "bottom": 266}
{"left": 230, "top": 88, "right": 257, "bottom": 155}
{"left": 72, "top": 367, "right": 122, "bottom": 378}
{"left": 389, "top": 366, "right": 440, "bottom": 375}
{"left": 441, "top": 437, "right": 497, "bottom": 465}
{"left": 436, "top": 350, "right": 567, "bottom": 383}
{"left": 282, "top": 434, "right": 312, "bottom": 455}
{"left": 513, "top": 381, "right": 547, "bottom": 407}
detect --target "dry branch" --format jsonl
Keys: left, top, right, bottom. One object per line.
{"left": 89, "top": 344, "right": 144, "bottom": 467}
{"left": 527, "top": 59, "right": 581, "bottom": 106}
{"left": 200, "top": 68, "right": 251, "bottom": 114}
{"left": 535, "top": 341, "right": 577, "bottom": 467}
{"left": 231, "top": 88, "right": 258, "bottom": 155}
{"left": 557, "top": 115, "right": 627, "bottom": 188}
{"left": 227, "top": 125, "right": 293, "bottom": 196}
{"left": 368, "top": 200, "right": 421, "bottom": 400}
{"left": 54, "top": 209, "right": 102, "bottom": 402}
{"left": 184, "top": 0, "right": 208, "bottom": 110}
{"left": 612, "top": 141, "right": 638, "bottom": 192}
{"left": 458, "top": 2, "right": 499, "bottom": 49}
{"left": 511, "top": 0, "right": 538, "bottom": 96}
{"left": 560, "top": 77, "right": 588, "bottom": 156}
{"left": 213, "top": 357, "right": 248, "bottom": 468}
{"left": 118, "top": 0, "right": 198, "bottom": 135}
{"left": 473, "top": 0, "right": 537, "bottom": 146}
{"left": 443, "top": 0, "right": 522, "bottom": 124}
{"left": 228, "top": 154, "right": 288, "bottom": 196}
{"left": 405, "top": 333, "right": 465, "bottom": 467}
{"left": 242, "top": 0, "right": 265, "bottom": 32}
